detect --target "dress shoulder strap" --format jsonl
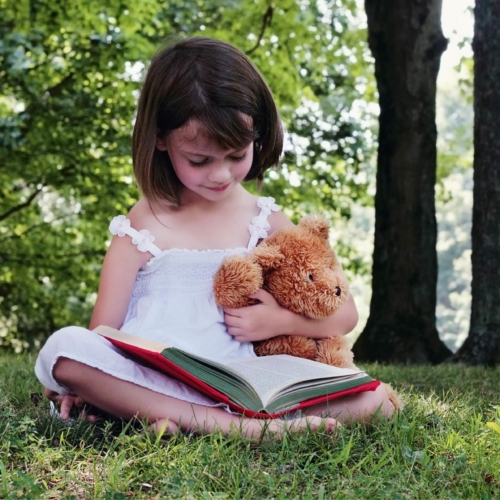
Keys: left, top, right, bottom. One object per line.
{"left": 247, "top": 197, "right": 281, "bottom": 250}
{"left": 109, "top": 215, "right": 162, "bottom": 257}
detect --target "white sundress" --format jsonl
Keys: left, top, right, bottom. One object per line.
{"left": 34, "top": 196, "right": 280, "bottom": 410}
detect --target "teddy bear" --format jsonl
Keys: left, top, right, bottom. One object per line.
{"left": 213, "top": 215, "right": 401, "bottom": 411}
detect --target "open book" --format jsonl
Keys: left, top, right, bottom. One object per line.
{"left": 95, "top": 326, "right": 380, "bottom": 418}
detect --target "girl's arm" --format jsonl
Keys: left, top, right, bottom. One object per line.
{"left": 270, "top": 291, "right": 358, "bottom": 338}
{"left": 89, "top": 235, "right": 148, "bottom": 330}
{"left": 52, "top": 207, "right": 150, "bottom": 418}
{"left": 90, "top": 206, "right": 152, "bottom": 330}
{"left": 224, "top": 289, "right": 358, "bottom": 342}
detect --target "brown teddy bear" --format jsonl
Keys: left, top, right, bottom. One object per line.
{"left": 213, "top": 215, "right": 401, "bottom": 411}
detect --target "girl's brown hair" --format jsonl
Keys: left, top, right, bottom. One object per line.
{"left": 132, "top": 37, "right": 283, "bottom": 205}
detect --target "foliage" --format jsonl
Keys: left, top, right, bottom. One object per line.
{"left": 0, "top": 0, "right": 374, "bottom": 351}
{"left": 2, "top": 354, "right": 500, "bottom": 497}
{"left": 1, "top": 0, "right": 148, "bottom": 350}
{"left": 0, "top": 0, "right": 374, "bottom": 350}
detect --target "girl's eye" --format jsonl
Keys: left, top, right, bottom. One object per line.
{"left": 188, "top": 152, "right": 247, "bottom": 167}
{"left": 188, "top": 158, "right": 210, "bottom": 167}
{"left": 230, "top": 152, "right": 248, "bottom": 162}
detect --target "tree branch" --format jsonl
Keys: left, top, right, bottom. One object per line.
{"left": 246, "top": 5, "right": 274, "bottom": 55}
{"left": 0, "top": 214, "right": 73, "bottom": 243}
{"left": 0, "top": 186, "right": 43, "bottom": 222}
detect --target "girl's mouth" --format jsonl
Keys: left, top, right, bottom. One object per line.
{"left": 206, "top": 184, "right": 230, "bottom": 192}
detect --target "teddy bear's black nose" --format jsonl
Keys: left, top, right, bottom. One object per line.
{"left": 335, "top": 286, "right": 341, "bottom": 297}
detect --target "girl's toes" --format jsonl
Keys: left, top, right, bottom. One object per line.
{"left": 323, "top": 417, "right": 342, "bottom": 432}
{"left": 285, "top": 416, "right": 340, "bottom": 433}
{"left": 302, "top": 416, "right": 340, "bottom": 432}
{"left": 152, "top": 418, "right": 179, "bottom": 436}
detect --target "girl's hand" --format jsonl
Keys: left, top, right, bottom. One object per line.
{"left": 224, "top": 289, "right": 292, "bottom": 342}
{"left": 43, "top": 388, "right": 98, "bottom": 422}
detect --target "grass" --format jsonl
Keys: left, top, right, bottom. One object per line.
{"left": 1, "top": 353, "right": 500, "bottom": 499}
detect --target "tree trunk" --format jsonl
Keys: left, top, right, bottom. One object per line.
{"left": 453, "top": 0, "right": 500, "bottom": 366}
{"left": 353, "top": 0, "right": 451, "bottom": 363}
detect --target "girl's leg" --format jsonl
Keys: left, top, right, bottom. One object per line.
{"left": 304, "top": 384, "right": 395, "bottom": 423}
{"left": 53, "top": 357, "right": 339, "bottom": 438}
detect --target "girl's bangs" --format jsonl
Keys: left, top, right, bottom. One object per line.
{"left": 196, "top": 107, "right": 257, "bottom": 151}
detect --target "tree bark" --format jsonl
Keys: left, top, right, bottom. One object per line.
{"left": 353, "top": 0, "right": 451, "bottom": 363}
{"left": 453, "top": 0, "right": 500, "bottom": 366}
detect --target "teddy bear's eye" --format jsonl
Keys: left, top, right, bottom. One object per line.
{"left": 308, "top": 274, "right": 314, "bottom": 281}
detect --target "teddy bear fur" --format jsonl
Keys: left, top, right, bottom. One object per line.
{"left": 213, "top": 215, "right": 401, "bottom": 412}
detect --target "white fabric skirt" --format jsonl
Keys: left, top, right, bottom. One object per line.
{"left": 35, "top": 326, "right": 224, "bottom": 409}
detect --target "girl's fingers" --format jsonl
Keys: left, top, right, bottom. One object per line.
{"left": 44, "top": 388, "right": 59, "bottom": 400}
{"left": 59, "top": 394, "right": 76, "bottom": 420}
{"left": 226, "top": 326, "right": 243, "bottom": 337}
{"left": 80, "top": 407, "right": 100, "bottom": 423}
{"left": 46, "top": 391, "right": 100, "bottom": 422}
{"left": 224, "top": 313, "right": 243, "bottom": 327}
{"left": 248, "top": 289, "right": 270, "bottom": 300}
{"left": 223, "top": 307, "right": 242, "bottom": 317}
{"left": 75, "top": 396, "right": 86, "bottom": 407}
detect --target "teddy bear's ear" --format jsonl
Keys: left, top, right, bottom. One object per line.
{"left": 252, "top": 244, "right": 285, "bottom": 271}
{"left": 298, "top": 215, "right": 330, "bottom": 240}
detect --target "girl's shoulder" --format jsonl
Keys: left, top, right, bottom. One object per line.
{"left": 245, "top": 192, "right": 294, "bottom": 236}
{"left": 125, "top": 198, "right": 180, "bottom": 252}
{"left": 267, "top": 209, "right": 293, "bottom": 236}
{"left": 127, "top": 197, "right": 160, "bottom": 230}
{"left": 104, "top": 199, "right": 158, "bottom": 274}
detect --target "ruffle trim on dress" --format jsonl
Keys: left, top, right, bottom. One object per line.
{"left": 247, "top": 196, "right": 280, "bottom": 250}
{"left": 109, "top": 215, "right": 162, "bottom": 257}
{"left": 109, "top": 196, "right": 280, "bottom": 260}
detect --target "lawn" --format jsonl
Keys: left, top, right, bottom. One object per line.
{"left": 1, "top": 353, "right": 499, "bottom": 499}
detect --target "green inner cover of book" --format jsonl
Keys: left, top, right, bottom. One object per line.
{"left": 162, "top": 349, "right": 373, "bottom": 413}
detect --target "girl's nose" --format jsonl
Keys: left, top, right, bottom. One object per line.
{"left": 208, "top": 162, "right": 231, "bottom": 183}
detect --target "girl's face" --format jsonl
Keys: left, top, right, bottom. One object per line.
{"left": 157, "top": 119, "right": 254, "bottom": 204}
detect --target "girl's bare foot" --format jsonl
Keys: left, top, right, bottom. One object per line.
{"left": 260, "top": 415, "right": 341, "bottom": 438}
{"left": 151, "top": 418, "right": 179, "bottom": 436}
{"left": 149, "top": 415, "right": 340, "bottom": 441}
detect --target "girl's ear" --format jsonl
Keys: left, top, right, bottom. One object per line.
{"left": 156, "top": 129, "right": 168, "bottom": 151}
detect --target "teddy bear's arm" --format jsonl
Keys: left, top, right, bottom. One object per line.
{"left": 213, "top": 255, "right": 264, "bottom": 308}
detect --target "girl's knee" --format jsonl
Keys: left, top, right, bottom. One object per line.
{"left": 39, "top": 326, "right": 90, "bottom": 356}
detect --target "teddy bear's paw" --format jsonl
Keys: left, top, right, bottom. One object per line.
{"left": 315, "top": 337, "right": 356, "bottom": 369}
{"left": 213, "top": 255, "right": 263, "bottom": 308}
{"left": 254, "top": 336, "right": 317, "bottom": 360}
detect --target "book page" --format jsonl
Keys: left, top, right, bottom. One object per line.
{"left": 94, "top": 325, "right": 170, "bottom": 353}
{"left": 221, "top": 355, "right": 362, "bottom": 406}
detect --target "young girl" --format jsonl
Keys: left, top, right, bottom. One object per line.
{"left": 35, "top": 37, "right": 394, "bottom": 438}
